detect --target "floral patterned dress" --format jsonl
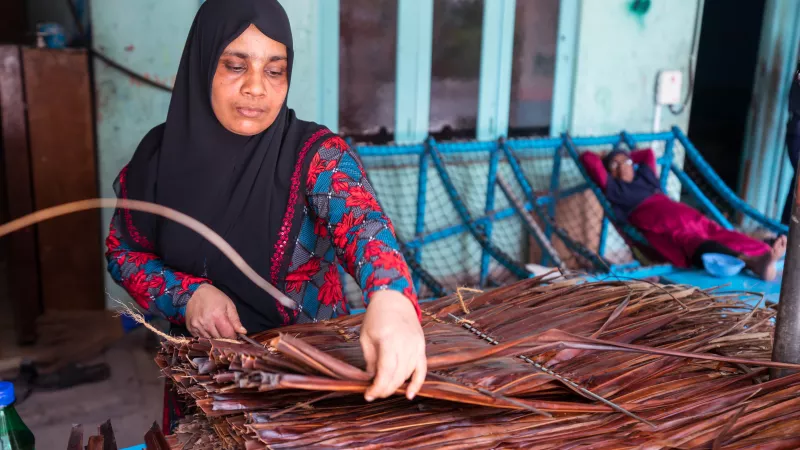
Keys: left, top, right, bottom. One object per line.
{"left": 106, "top": 132, "right": 420, "bottom": 328}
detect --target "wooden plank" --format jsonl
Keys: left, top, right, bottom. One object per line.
{"left": 0, "top": 45, "right": 41, "bottom": 344}
{"left": 22, "top": 48, "right": 103, "bottom": 312}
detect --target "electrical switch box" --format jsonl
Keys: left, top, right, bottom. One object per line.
{"left": 656, "top": 70, "right": 683, "bottom": 106}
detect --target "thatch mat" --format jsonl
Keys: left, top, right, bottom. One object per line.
{"left": 158, "top": 276, "right": 799, "bottom": 449}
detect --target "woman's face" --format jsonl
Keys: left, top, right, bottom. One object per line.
{"left": 211, "top": 24, "right": 289, "bottom": 136}
{"left": 609, "top": 153, "right": 635, "bottom": 182}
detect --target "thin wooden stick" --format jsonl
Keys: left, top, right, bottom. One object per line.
{"left": 0, "top": 198, "right": 295, "bottom": 309}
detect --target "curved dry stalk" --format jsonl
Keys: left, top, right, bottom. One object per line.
{"left": 154, "top": 276, "right": 800, "bottom": 449}
{"left": 590, "top": 272, "right": 690, "bottom": 310}
{"left": 0, "top": 198, "right": 294, "bottom": 309}
{"left": 535, "top": 329, "right": 800, "bottom": 371}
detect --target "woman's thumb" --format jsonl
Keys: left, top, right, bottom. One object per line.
{"left": 226, "top": 302, "right": 247, "bottom": 335}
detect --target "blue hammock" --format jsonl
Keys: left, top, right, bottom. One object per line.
{"left": 350, "top": 127, "right": 786, "bottom": 302}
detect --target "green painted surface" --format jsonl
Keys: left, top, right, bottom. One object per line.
{"left": 628, "top": 0, "right": 651, "bottom": 26}
{"left": 91, "top": 0, "right": 199, "bottom": 305}
{"left": 279, "top": 0, "right": 339, "bottom": 129}
{"left": 569, "top": 0, "right": 701, "bottom": 136}
{"left": 628, "top": 0, "right": 651, "bottom": 16}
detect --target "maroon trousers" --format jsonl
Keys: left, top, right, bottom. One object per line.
{"left": 628, "top": 194, "right": 769, "bottom": 268}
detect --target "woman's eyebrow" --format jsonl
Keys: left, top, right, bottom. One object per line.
{"left": 221, "top": 50, "right": 287, "bottom": 62}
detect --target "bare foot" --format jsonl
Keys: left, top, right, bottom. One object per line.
{"left": 743, "top": 235, "right": 787, "bottom": 281}
{"left": 774, "top": 235, "right": 788, "bottom": 257}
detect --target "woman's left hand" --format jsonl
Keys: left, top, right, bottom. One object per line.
{"left": 360, "top": 290, "right": 426, "bottom": 402}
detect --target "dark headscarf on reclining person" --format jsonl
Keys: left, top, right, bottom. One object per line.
{"left": 602, "top": 148, "right": 630, "bottom": 172}
{"left": 601, "top": 148, "right": 662, "bottom": 221}
{"left": 118, "top": 0, "right": 328, "bottom": 332}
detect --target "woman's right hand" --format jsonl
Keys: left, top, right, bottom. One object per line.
{"left": 185, "top": 284, "right": 247, "bottom": 339}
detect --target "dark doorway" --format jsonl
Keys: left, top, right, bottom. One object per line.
{"left": 687, "top": 0, "right": 766, "bottom": 194}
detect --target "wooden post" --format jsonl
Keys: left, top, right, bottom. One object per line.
{"left": 0, "top": 46, "right": 41, "bottom": 344}
{"left": 772, "top": 157, "right": 800, "bottom": 378}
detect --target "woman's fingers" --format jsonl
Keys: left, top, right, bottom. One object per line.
{"left": 204, "top": 320, "right": 222, "bottom": 339}
{"left": 382, "top": 351, "right": 407, "bottom": 399}
{"left": 365, "top": 345, "right": 397, "bottom": 401}
{"left": 225, "top": 302, "right": 247, "bottom": 335}
{"left": 214, "top": 313, "right": 236, "bottom": 339}
{"left": 369, "top": 343, "right": 420, "bottom": 401}
{"left": 406, "top": 347, "right": 427, "bottom": 400}
{"left": 362, "top": 340, "right": 378, "bottom": 376}
{"left": 189, "top": 320, "right": 209, "bottom": 338}
{"left": 358, "top": 290, "right": 427, "bottom": 402}
{"left": 185, "top": 284, "right": 243, "bottom": 338}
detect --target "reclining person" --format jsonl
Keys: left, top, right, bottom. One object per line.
{"left": 580, "top": 148, "right": 786, "bottom": 280}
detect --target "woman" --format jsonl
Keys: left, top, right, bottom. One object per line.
{"left": 581, "top": 148, "right": 786, "bottom": 280}
{"left": 105, "top": 0, "right": 425, "bottom": 430}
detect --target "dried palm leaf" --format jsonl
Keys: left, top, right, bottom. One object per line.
{"left": 155, "top": 277, "right": 800, "bottom": 449}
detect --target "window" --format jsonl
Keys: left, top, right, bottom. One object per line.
{"left": 339, "top": 0, "right": 398, "bottom": 140}
{"left": 429, "top": 0, "right": 484, "bottom": 140}
{"left": 509, "top": 0, "right": 560, "bottom": 136}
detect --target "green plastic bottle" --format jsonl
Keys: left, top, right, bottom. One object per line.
{"left": 0, "top": 382, "right": 34, "bottom": 450}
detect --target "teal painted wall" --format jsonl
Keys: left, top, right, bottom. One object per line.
{"left": 566, "top": 0, "right": 703, "bottom": 200}
{"left": 567, "top": 0, "right": 702, "bottom": 136}
{"left": 739, "top": 0, "right": 800, "bottom": 224}
{"left": 278, "top": 0, "right": 339, "bottom": 130}
{"left": 91, "top": 0, "right": 709, "bottom": 302}
{"left": 552, "top": 0, "right": 703, "bottom": 258}
{"left": 91, "top": 0, "right": 198, "bottom": 305}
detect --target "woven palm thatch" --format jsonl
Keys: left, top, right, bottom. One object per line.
{"left": 8, "top": 201, "right": 793, "bottom": 448}
{"left": 157, "top": 275, "right": 800, "bottom": 449}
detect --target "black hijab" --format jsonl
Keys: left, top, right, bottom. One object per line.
{"left": 120, "top": 0, "right": 326, "bottom": 331}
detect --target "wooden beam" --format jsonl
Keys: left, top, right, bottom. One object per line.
{"left": 22, "top": 48, "right": 104, "bottom": 312}
{"left": 0, "top": 45, "right": 41, "bottom": 344}
{"left": 395, "top": 0, "right": 434, "bottom": 144}
{"left": 476, "top": 0, "right": 516, "bottom": 140}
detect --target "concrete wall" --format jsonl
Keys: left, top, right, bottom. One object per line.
{"left": 569, "top": 0, "right": 702, "bottom": 135}
{"left": 279, "top": 0, "right": 338, "bottom": 129}
{"left": 90, "top": 0, "right": 707, "bottom": 302}
{"left": 560, "top": 0, "right": 703, "bottom": 256}
{"left": 91, "top": 0, "right": 199, "bottom": 304}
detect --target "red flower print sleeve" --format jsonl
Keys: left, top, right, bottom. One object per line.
{"left": 306, "top": 136, "right": 421, "bottom": 320}
{"left": 106, "top": 166, "right": 209, "bottom": 324}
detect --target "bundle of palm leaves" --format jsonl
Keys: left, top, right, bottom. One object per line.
{"left": 8, "top": 200, "right": 793, "bottom": 449}
{"left": 157, "top": 275, "right": 800, "bottom": 449}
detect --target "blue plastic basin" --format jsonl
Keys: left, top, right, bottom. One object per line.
{"left": 702, "top": 253, "right": 745, "bottom": 278}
